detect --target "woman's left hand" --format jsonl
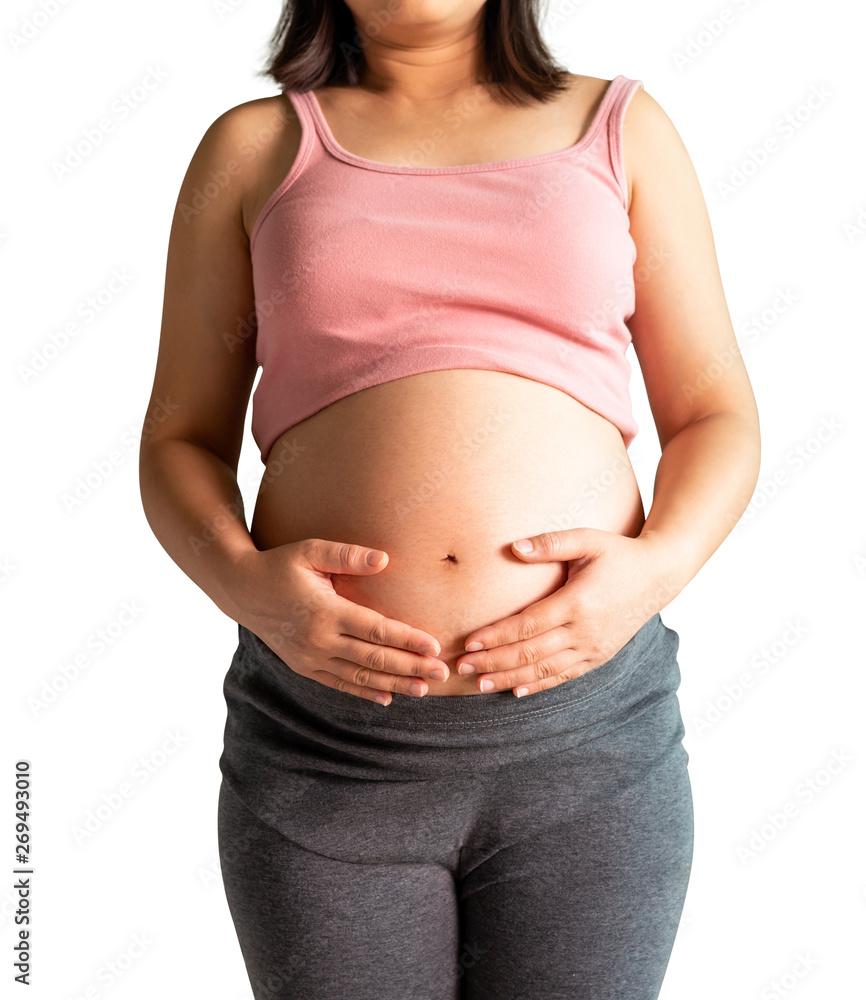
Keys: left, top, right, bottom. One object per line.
{"left": 456, "top": 527, "right": 679, "bottom": 697}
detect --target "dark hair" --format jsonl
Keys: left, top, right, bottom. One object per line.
{"left": 258, "top": 0, "right": 572, "bottom": 106}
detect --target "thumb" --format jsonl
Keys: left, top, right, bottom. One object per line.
{"left": 511, "top": 526, "right": 603, "bottom": 561}
{"left": 294, "top": 537, "right": 389, "bottom": 575}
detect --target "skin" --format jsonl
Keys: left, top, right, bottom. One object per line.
{"left": 139, "top": 0, "right": 760, "bottom": 704}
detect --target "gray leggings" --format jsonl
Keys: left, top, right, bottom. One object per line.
{"left": 217, "top": 612, "right": 693, "bottom": 1000}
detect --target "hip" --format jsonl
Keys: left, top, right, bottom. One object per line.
{"left": 218, "top": 611, "right": 690, "bottom": 862}
{"left": 220, "top": 610, "right": 683, "bottom": 780}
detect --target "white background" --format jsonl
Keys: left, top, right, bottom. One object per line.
{"left": 3, "top": 0, "right": 865, "bottom": 997}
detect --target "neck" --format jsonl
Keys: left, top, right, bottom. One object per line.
{"left": 354, "top": 14, "right": 488, "bottom": 105}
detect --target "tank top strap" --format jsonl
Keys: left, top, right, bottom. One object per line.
{"left": 282, "top": 88, "right": 321, "bottom": 155}
{"left": 600, "top": 76, "right": 644, "bottom": 209}
{"left": 271, "top": 88, "right": 322, "bottom": 191}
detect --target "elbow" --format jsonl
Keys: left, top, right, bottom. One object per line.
{"left": 661, "top": 403, "right": 762, "bottom": 495}
{"left": 661, "top": 400, "right": 759, "bottom": 450}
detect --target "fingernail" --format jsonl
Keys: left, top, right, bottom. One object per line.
{"left": 410, "top": 682, "right": 426, "bottom": 697}
{"left": 429, "top": 668, "right": 447, "bottom": 681}
{"left": 457, "top": 662, "right": 475, "bottom": 675}
{"left": 479, "top": 679, "right": 495, "bottom": 692}
{"left": 465, "top": 641, "right": 484, "bottom": 652}
{"left": 514, "top": 687, "right": 529, "bottom": 698}
{"left": 513, "top": 539, "right": 533, "bottom": 553}
{"left": 420, "top": 644, "right": 440, "bottom": 656}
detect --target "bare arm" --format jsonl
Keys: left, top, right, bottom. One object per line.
{"left": 621, "top": 87, "right": 761, "bottom": 605}
{"left": 138, "top": 102, "right": 262, "bottom": 621}
{"left": 140, "top": 439, "right": 256, "bottom": 620}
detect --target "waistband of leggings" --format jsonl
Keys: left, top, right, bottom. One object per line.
{"left": 234, "top": 611, "right": 672, "bottom": 732}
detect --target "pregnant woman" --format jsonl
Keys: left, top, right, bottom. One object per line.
{"left": 139, "top": 0, "right": 760, "bottom": 996}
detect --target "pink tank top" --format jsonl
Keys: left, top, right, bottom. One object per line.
{"left": 249, "top": 75, "right": 644, "bottom": 463}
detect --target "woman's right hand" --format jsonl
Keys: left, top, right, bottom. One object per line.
{"left": 227, "top": 539, "right": 450, "bottom": 705}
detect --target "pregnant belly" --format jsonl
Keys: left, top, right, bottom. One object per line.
{"left": 249, "top": 369, "right": 646, "bottom": 694}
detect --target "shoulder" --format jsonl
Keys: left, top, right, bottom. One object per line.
{"left": 193, "top": 93, "right": 299, "bottom": 168}
{"left": 621, "top": 83, "right": 693, "bottom": 213}
{"left": 184, "top": 93, "right": 301, "bottom": 237}
{"left": 621, "top": 83, "right": 683, "bottom": 147}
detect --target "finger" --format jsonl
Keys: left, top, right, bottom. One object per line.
{"left": 321, "top": 654, "right": 431, "bottom": 700}
{"left": 308, "top": 669, "right": 395, "bottom": 706}
{"left": 510, "top": 526, "right": 604, "bottom": 561}
{"left": 459, "top": 593, "right": 567, "bottom": 658}
{"left": 334, "top": 634, "right": 448, "bottom": 685}
{"left": 331, "top": 596, "right": 442, "bottom": 657}
{"left": 471, "top": 647, "right": 583, "bottom": 695}
{"left": 298, "top": 537, "right": 391, "bottom": 576}
{"left": 456, "top": 624, "right": 572, "bottom": 676}
{"left": 509, "top": 658, "right": 596, "bottom": 698}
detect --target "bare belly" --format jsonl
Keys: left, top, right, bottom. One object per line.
{"left": 249, "top": 369, "right": 645, "bottom": 694}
